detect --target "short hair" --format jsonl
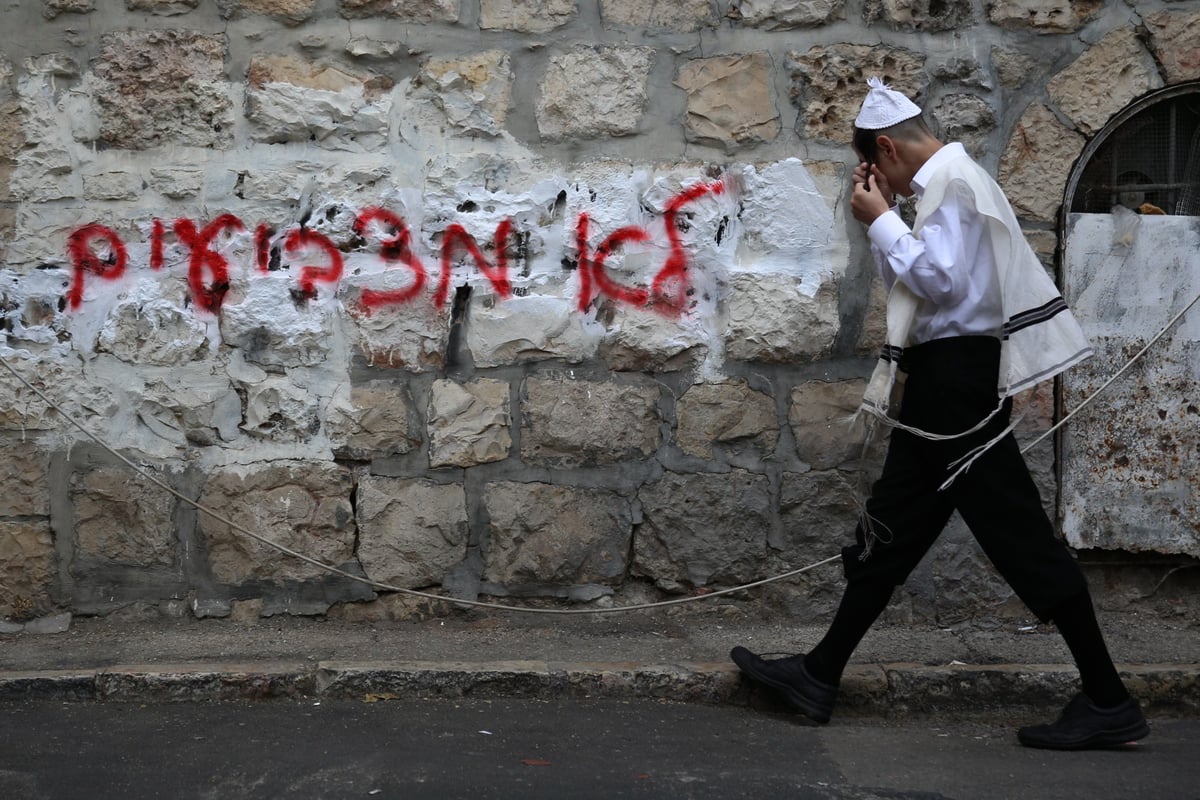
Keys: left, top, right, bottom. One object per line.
{"left": 852, "top": 115, "right": 933, "bottom": 164}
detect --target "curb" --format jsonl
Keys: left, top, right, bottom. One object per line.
{"left": 1, "top": 662, "right": 1196, "bottom": 717}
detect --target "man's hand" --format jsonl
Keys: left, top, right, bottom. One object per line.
{"left": 851, "top": 163, "right": 894, "bottom": 225}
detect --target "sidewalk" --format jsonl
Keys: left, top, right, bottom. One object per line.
{"left": 1, "top": 605, "right": 1196, "bottom": 719}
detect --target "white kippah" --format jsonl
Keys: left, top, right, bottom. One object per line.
{"left": 854, "top": 76, "right": 922, "bottom": 130}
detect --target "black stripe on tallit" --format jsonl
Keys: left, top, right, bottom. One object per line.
{"left": 1002, "top": 297, "right": 1069, "bottom": 338}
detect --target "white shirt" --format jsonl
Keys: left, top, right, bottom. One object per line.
{"left": 866, "top": 143, "right": 1004, "bottom": 345}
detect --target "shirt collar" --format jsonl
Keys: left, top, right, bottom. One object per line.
{"left": 910, "top": 142, "right": 967, "bottom": 197}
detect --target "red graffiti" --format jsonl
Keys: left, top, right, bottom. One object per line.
{"left": 61, "top": 180, "right": 726, "bottom": 319}
{"left": 255, "top": 224, "right": 274, "bottom": 274}
{"left": 438, "top": 220, "right": 513, "bottom": 309}
{"left": 174, "top": 214, "right": 244, "bottom": 313}
{"left": 653, "top": 180, "right": 725, "bottom": 312}
{"left": 575, "top": 215, "right": 651, "bottom": 311}
{"left": 67, "top": 224, "right": 128, "bottom": 310}
{"left": 353, "top": 208, "right": 428, "bottom": 312}
{"left": 149, "top": 219, "right": 165, "bottom": 272}
{"left": 285, "top": 228, "right": 344, "bottom": 301}
{"left": 576, "top": 179, "right": 724, "bottom": 313}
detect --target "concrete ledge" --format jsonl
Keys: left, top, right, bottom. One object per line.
{"left": 0, "top": 662, "right": 1195, "bottom": 717}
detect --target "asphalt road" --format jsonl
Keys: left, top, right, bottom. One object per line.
{"left": 1, "top": 697, "right": 1195, "bottom": 800}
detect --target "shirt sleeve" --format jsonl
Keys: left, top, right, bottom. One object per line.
{"left": 865, "top": 184, "right": 972, "bottom": 306}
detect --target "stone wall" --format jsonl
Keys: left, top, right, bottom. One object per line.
{"left": 2, "top": 0, "right": 1198, "bottom": 625}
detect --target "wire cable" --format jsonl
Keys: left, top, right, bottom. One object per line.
{"left": 1, "top": 284, "right": 1195, "bottom": 615}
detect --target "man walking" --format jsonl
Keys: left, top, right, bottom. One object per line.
{"left": 730, "top": 78, "right": 1149, "bottom": 750}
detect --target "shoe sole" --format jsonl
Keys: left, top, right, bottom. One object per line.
{"left": 1018, "top": 719, "right": 1151, "bottom": 751}
{"left": 730, "top": 649, "right": 833, "bottom": 724}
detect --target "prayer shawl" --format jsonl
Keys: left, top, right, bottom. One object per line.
{"left": 859, "top": 150, "right": 1092, "bottom": 482}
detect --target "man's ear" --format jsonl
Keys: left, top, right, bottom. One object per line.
{"left": 875, "top": 135, "right": 898, "bottom": 163}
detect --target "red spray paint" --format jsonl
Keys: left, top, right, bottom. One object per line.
{"left": 285, "top": 228, "right": 344, "bottom": 300}
{"left": 352, "top": 208, "right": 428, "bottom": 311}
{"left": 437, "top": 220, "right": 514, "bottom": 308}
{"left": 66, "top": 224, "right": 128, "bottom": 310}
{"left": 173, "top": 214, "right": 245, "bottom": 313}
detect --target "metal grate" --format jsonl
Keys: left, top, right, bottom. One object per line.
{"left": 1070, "top": 91, "right": 1200, "bottom": 215}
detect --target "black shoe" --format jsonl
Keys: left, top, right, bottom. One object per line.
{"left": 1017, "top": 693, "right": 1150, "bottom": 750}
{"left": 729, "top": 646, "right": 837, "bottom": 723}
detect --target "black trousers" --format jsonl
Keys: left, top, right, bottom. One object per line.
{"left": 842, "top": 336, "right": 1086, "bottom": 621}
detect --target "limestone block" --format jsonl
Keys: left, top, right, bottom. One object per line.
{"left": 779, "top": 469, "right": 861, "bottom": 558}
{"left": 326, "top": 381, "right": 418, "bottom": 460}
{"left": 148, "top": 167, "right": 204, "bottom": 199}
{"left": 864, "top": 0, "right": 972, "bottom": 31}
{"left": 466, "top": 294, "right": 601, "bottom": 367}
{"left": 143, "top": 372, "right": 243, "bottom": 445}
{"left": 987, "top": 0, "right": 1103, "bottom": 33}
{"left": 480, "top": 0, "right": 576, "bottom": 32}
{"left": 930, "top": 57, "right": 992, "bottom": 90}
{"left": 675, "top": 381, "right": 779, "bottom": 459}
{"left": 341, "top": 282, "right": 450, "bottom": 371}
{"left": 734, "top": 158, "right": 835, "bottom": 268}
{"left": 91, "top": 30, "right": 233, "bottom": 150}
{"left": 482, "top": 481, "right": 633, "bottom": 586}
{"left": 71, "top": 467, "right": 177, "bottom": 566}
{"left": 598, "top": 305, "right": 709, "bottom": 373}
{"left": 428, "top": 379, "right": 511, "bottom": 468}
{"left": 992, "top": 47, "right": 1038, "bottom": 90}
{"left": 355, "top": 476, "right": 467, "bottom": 588}
{"left": 200, "top": 461, "right": 356, "bottom": 584}
{"left": 676, "top": 54, "right": 781, "bottom": 151}
{"left": 521, "top": 376, "right": 661, "bottom": 467}
{"left": 415, "top": 50, "right": 511, "bottom": 136}
{"left": 854, "top": 273, "right": 888, "bottom": 357}
{"left": 0, "top": 522, "right": 55, "bottom": 617}
{"left": 246, "top": 55, "right": 393, "bottom": 151}
{"left": 0, "top": 356, "right": 98, "bottom": 432}
{"left": 10, "top": 75, "right": 75, "bottom": 203}
{"left": 0, "top": 441, "right": 50, "bottom": 517}
{"left": 931, "top": 93, "right": 996, "bottom": 161}
{"left": 788, "top": 379, "right": 869, "bottom": 470}
{"left": 217, "top": 0, "right": 315, "bottom": 23}
{"left": 787, "top": 44, "right": 925, "bottom": 144}
{"left": 218, "top": 275, "right": 334, "bottom": 369}
{"left": 724, "top": 271, "right": 840, "bottom": 363}
{"left": 346, "top": 38, "right": 403, "bottom": 59}
{"left": 1144, "top": 10, "right": 1200, "bottom": 83}
{"left": 128, "top": 0, "right": 201, "bottom": 15}
{"left": 0, "top": 208, "right": 13, "bottom": 262}
{"left": 633, "top": 469, "right": 772, "bottom": 590}
{"left": 536, "top": 46, "right": 654, "bottom": 141}
{"left": 728, "top": 0, "right": 844, "bottom": 30}
{"left": 1047, "top": 27, "right": 1162, "bottom": 136}
{"left": 339, "top": 0, "right": 458, "bottom": 21}
{"left": 43, "top": 0, "right": 92, "bottom": 17}
{"left": 240, "top": 376, "right": 322, "bottom": 442}
{"left": 97, "top": 296, "right": 212, "bottom": 366}
{"left": 79, "top": 170, "right": 138, "bottom": 201}
{"left": 600, "top": 0, "right": 717, "bottom": 31}
{"left": 998, "top": 103, "right": 1085, "bottom": 222}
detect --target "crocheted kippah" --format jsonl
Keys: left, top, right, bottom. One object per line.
{"left": 854, "top": 76, "right": 922, "bottom": 130}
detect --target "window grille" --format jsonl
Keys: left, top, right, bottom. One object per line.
{"left": 1069, "top": 86, "right": 1200, "bottom": 216}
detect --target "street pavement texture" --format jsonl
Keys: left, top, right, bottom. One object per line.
{"left": 1, "top": 604, "right": 1197, "bottom": 719}
{"left": 1, "top": 697, "right": 1197, "bottom": 799}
